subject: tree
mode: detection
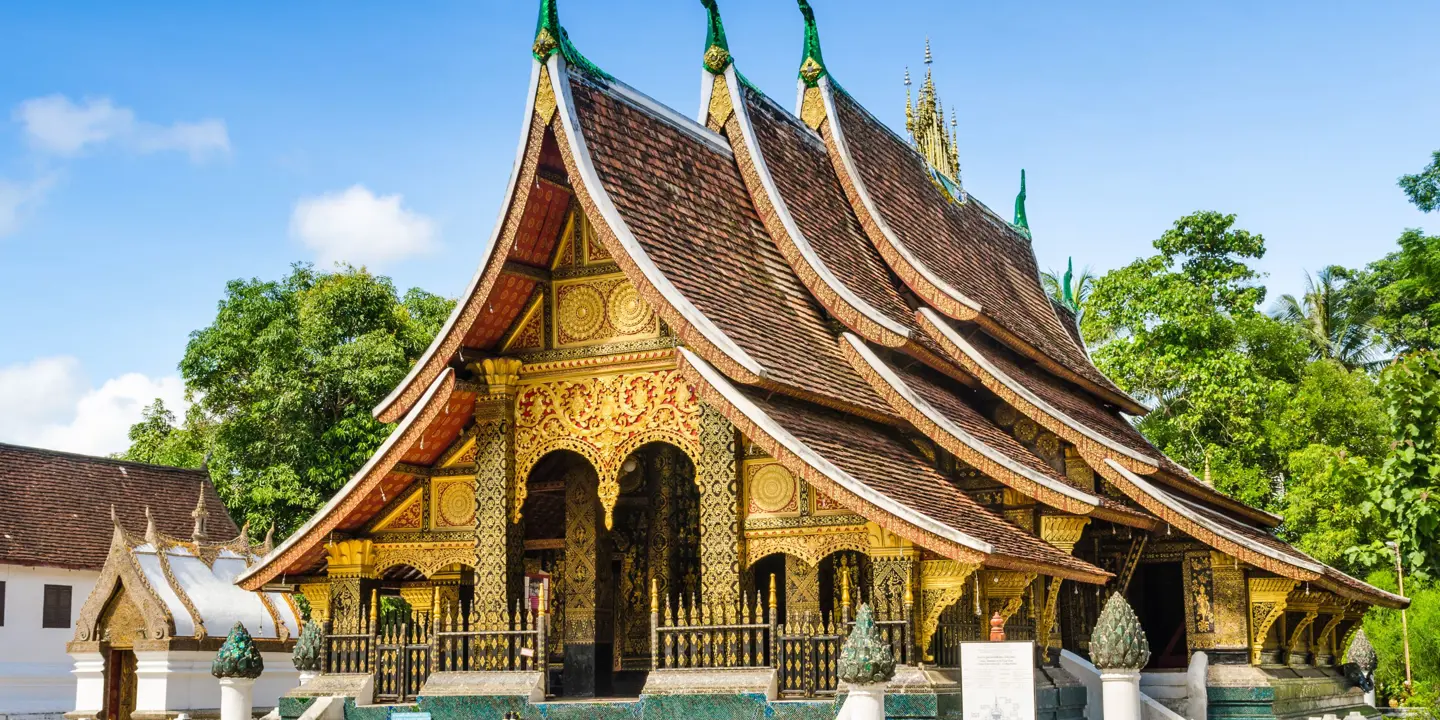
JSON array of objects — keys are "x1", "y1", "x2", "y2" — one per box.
[
  {"x1": 127, "y1": 264, "x2": 454, "y2": 535},
  {"x1": 119, "y1": 399, "x2": 210, "y2": 468},
  {"x1": 1270, "y1": 266, "x2": 1382, "y2": 370},
  {"x1": 1083, "y1": 211, "x2": 1306, "y2": 507},
  {"x1": 1353, "y1": 351, "x2": 1440, "y2": 581},
  {"x1": 1362, "y1": 229, "x2": 1440, "y2": 353},
  {"x1": 1362, "y1": 570, "x2": 1440, "y2": 708},
  {"x1": 1041, "y1": 258, "x2": 1095, "y2": 323},
  {"x1": 1400, "y1": 150, "x2": 1440, "y2": 213},
  {"x1": 1281, "y1": 445, "x2": 1376, "y2": 575}
]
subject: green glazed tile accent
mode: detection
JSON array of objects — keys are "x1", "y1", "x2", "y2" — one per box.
[
  {"x1": 767, "y1": 699, "x2": 838, "y2": 720},
  {"x1": 279, "y1": 697, "x2": 316, "y2": 720}
]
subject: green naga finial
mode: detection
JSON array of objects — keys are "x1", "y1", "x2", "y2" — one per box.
[
  {"x1": 797, "y1": 0, "x2": 827, "y2": 87},
  {"x1": 701, "y1": 0, "x2": 732, "y2": 73},
  {"x1": 1013, "y1": 169, "x2": 1029, "y2": 232},
  {"x1": 292, "y1": 621, "x2": 323, "y2": 672},
  {"x1": 211, "y1": 622, "x2": 265, "y2": 679},
  {"x1": 533, "y1": 0, "x2": 562, "y2": 62},
  {"x1": 1089, "y1": 595, "x2": 1150, "y2": 670},
  {"x1": 1061, "y1": 257, "x2": 1075, "y2": 309},
  {"x1": 530, "y1": 0, "x2": 611, "y2": 79},
  {"x1": 837, "y1": 604, "x2": 897, "y2": 685}
]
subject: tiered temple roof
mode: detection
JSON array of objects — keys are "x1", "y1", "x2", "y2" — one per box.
[{"x1": 237, "y1": 0, "x2": 1402, "y2": 609}]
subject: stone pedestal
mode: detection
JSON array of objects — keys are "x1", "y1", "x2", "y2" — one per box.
[
  {"x1": 69, "y1": 652, "x2": 107, "y2": 719},
  {"x1": 219, "y1": 677, "x2": 255, "y2": 720},
  {"x1": 1363, "y1": 687, "x2": 1376, "y2": 708},
  {"x1": 1100, "y1": 669, "x2": 1142, "y2": 720},
  {"x1": 837, "y1": 681, "x2": 886, "y2": 720}
]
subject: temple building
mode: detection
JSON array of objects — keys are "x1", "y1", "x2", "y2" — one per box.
[
  {"x1": 0, "y1": 444, "x2": 243, "y2": 720},
  {"x1": 66, "y1": 491, "x2": 301, "y2": 720},
  {"x1": 238, "y1": 2, "x2": 1404, "y2": 718}
]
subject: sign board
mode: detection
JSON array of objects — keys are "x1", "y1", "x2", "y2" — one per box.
[{"x1": 960, "y1": 641, "x2": 1036, "y2": 720}]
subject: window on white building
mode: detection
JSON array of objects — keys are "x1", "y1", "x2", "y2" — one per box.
[
  {"x1": 42, "y1": 584, "x2": 71, "y2": 629},
  {"x1": 0, "y1": 580, "x2": 6, "y2": 626}
]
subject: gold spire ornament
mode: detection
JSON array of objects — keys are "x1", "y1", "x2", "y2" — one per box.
[{"x1": 904, "y1": 39, "x2": 962, "y2": 188}]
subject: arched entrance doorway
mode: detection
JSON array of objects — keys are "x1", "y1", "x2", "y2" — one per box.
[{"x1": 519, "y1": 443, "x2": 699, "y2": 698}]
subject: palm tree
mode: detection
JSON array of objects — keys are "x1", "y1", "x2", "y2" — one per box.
[
  {"x1": 1269, "y1": 266, "x2": 1381, "y2": 370},
  {"x1": 1042, "y1": 258, "x2": 1095, "y2": 324}
]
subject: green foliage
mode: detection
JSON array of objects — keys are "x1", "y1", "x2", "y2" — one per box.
[
  {"x1": 837, "y1": 604, "x2": 896, "y2": 685},
  {"x1": 1362, "y1": 571, "x2": 1440, "y2": 709},
  {"x1": 1281, "y1": 445, "x2": 1377, "y2": 575},
  {"x1": 1400, "y1": 150, "x2": 1440, "y2": 213},
  {"x1": 125, "y1": 264, "x2": 454, "y2": 536},
  {"x1": 1089, "y1": 594, "x2": 1150, "y2": 670},
  {"x1": 118, "y1": 399, "x2": 209, "y2": 469},
  {"x1": 1269, "y1": 266, "x2": 1381, "y2": 370},
  {"x1": 212, "y1": 622, "x2": 264, "y2": 679},
  {"x1": 1354, "y1": 352, "x2": 1440, "y2": 581},
  {"x1": 1084, "y1": 211, "x2": 1309, "y2": 507},
  {"x1": 1361, "y1": 229, "x2": 1440, "y2": 353}
]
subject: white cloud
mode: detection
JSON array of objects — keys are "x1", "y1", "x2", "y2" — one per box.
[
  {"x1": 0, "y1": 172, "x2": 59, "y2": 237},
  {"x1": 0, "y1": 356, "x2": 187, "y2": 457},
  {"x1": 14, "y1": 95, "x2": 229, "y2": 161},
  {"x1": 290, "y1": 185, "x2": 437, "y2": 268}
]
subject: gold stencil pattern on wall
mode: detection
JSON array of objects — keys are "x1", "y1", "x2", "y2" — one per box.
[
  {"x1": 513, "y1": 370, "x2": 701, "y2": 527},
  {"x1": 433, "y1": 479, "x2": 478, "y2": 528},
  {"x1": 748, "y1": 462, "x2": 798, "y2": 515},
  {"x1": 553, "y1": 275, "x2": 659, "y2": 347}
]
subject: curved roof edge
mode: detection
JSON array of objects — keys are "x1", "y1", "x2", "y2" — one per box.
[
  {"x1": 841, "y1": 333, "x2": 1098, "y2": 515},
  {"x1": 817, "y1": 78, "x2": 983, "y2": 323},
  {"x1": 1098, "y1": 458, "x2": 1406, "y2": 610},
  {"x1": 680, "y1": 348, "x2": 1110, "y2": 584},
  {"x1": 547, "y1": 54, "x2": 770, "y2": 387},
  {"x1": 373, "y1": 63, "x2": 543, "y2": 424},
  {"x1": 720, "y1": 66, "x2": 912, "y2": 348},
  {"x1": 239, "y1": 367, "x2": 457, "y2": 591}
]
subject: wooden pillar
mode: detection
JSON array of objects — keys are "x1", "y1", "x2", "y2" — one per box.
[
  {"x1": 472, "y1": 358, "x2": 521, "y2": 626},
  {"x1": 1248, "y1": 577, "x2": 1297, "y2": 665},
  {"x1": 696, "y1": 404, "x2": 742, "y2": 609}
]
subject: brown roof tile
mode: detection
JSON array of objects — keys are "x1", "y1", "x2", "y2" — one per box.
[
  {"x1": 566, "y1": 74, "x2": 889, "y2": 417},
  {"x1": 738, "y1": 387, "x2": 1106, "y2": 581},
  {"x1": 829, "y1": 90, "x2": 1129, "y2": 403},
  {"x1": 0, "y1": 443, "x2": 237, "y2": 571}
]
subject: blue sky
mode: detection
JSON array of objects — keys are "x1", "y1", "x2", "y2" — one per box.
[{"x1": 1, "y1": 1, "x2": 1435, "y2": 455}]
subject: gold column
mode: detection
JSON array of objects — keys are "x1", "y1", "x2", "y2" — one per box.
[
  {"x1": 646, "y1": 447, "x2": 678, "y2": 611},
  {"x1": 786, "y1": 555, "x2": 821, "y2": 622},
  {"x1": 1185, "y1": 551, "x2": 1249, "y2": 657},
  {"x1": 563, "y1": 464, "x2": 606, "y2": 697},
  {"x1": 696, "y1": 404, "x2": 742, "y2": 609},
  {"x1": 473, "y1": 358, "x2": 522, "y2": 626},
  {"x1": 1248, "y1": 577, "x2": 1297, "y2": 665},
  {"x1": 326, "y1": 539, "x2": 378, "y2": 634},
  {"x1": 867, "y1": 522, "x2": 919, "y2": 621},
  {"x1": 299, "y1": 583, "x2": 331, "y2": 623}
]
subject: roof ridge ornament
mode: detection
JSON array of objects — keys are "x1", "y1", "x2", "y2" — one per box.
[
  {"x1": 531, "y1": 0, "x2": 612, "y2": 80},
  {"x1": 190, "y1": 480, "x2": 210, "y2": 543},
  {"x1": 701, "y1": 0, "x2": 732, "y2": 74},
  {"x1": 1013, "y1": 169, "x2": 1030, "y2": 234},
  {"x1": 797, "y1": 0, "x2": 827, "y2": 87},
  {"x1": 905, "y1": 39, "x2": 963, "y2": 191}
]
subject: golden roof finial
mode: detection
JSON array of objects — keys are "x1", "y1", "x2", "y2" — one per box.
[
  {"x1": 906, "y1": 39, "x2": 961, "y2": 187},
  {"x1": 190, "y1": 481, "x2": 210, "y2": 543}
]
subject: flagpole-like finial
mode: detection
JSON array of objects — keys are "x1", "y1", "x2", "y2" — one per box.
[
  {"x1": 925, "y1": 37, "x2": 933, "y2": 65},
  {"x1": 1062, "y1": 257, "x2": 1076, "y2": 308},
  {"x1": 797, "y1": 0, "x2": 827, "y2": 87},
  {"x1": 1013, "y1": 169, "x2": 1030, "y2": 232},
  {"x1": 700, "y1": 0, "x2": 732, "y2": 73}
]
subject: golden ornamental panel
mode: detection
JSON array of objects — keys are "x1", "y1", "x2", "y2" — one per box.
[
  {"x1": 514, "y1": 369, "x2": 702, "y2": 528},
  {"x1": 373, "y1": 542, "x2": 477, "y2": 579},
  {"x1": 371, "y1": 490, "x2": 423, "y2": 533},
  {"x1": 553, "y1": 274, "x2": 658, "y2": 348},
  {"x1": 743, "y1": 525, "x2": 870, "y2": 569},
  {"x1": 746, "y1": 461, "x2": 799, "y2": 516},
  {"x1": 432, "y1": 478, "x2": 478, "y2": 529}
]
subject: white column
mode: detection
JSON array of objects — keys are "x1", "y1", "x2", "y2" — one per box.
[
  {"x1": 1100, "y1": 669, "x2": 1143, "y2": 720},
  {"x1": 219, "y1": 677, "x2": 256, "y2": 720},
  {"x1": 70, "y1": 652, "x2": 107, "y2": 718},
  {"x1": 1364, "y1": 687, "x2": 1377, "y2": 708},
  {"x1": 298, "y1": 671, "x2": 318, "y2": 686},
  {"x1": 837, "y1": 682, "x2": 887, "y2": 720}
]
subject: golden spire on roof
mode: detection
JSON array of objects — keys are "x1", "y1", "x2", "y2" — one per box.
[
  {"x1": 191, "y1": 481, "x2": 210, "y2": 543},
  {"x1": 904, "y1": 39, "x2": 962, "y2": 186}
]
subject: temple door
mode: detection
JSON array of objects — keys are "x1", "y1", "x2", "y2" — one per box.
[{"x1": 104, "y1": 649, "x2": 137, "y2": 720}]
